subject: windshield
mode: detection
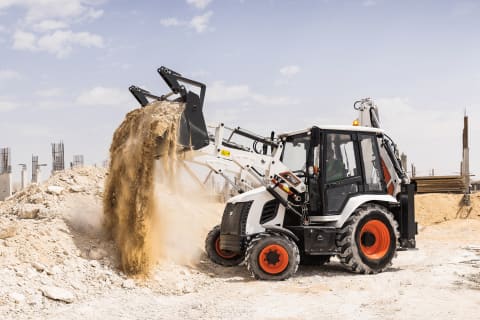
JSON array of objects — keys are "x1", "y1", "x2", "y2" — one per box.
[{"x1": 281, "y1": 135, "x2": 310, "y2": 172}]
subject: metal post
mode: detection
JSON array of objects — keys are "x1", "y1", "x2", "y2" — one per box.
[{"x1": 462, "y1": 112, "x2": 471, "y2": 205}]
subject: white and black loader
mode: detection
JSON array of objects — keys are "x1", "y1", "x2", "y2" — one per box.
[
  {"x1": 205, "y1": 98, "x2": 417, "y2": 280},
  {"x1": 128, "y1": 67, "x2": 417, "y2": 281}
]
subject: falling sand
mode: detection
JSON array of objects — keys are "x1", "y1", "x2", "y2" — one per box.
[
  {"x1": 104, "y1": 100, "x2": 222, "y2": 276},
  {"x1": 103, "y1": 100, "x2": 184, "y2": 275}
]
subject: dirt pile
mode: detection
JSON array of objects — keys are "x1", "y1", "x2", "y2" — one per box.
[
  {"x1": 415, "y1": 193, "x2": 480, "y2": 225},
  {"x1": 0, "y1": 166, "x2": 106, "y2": 219},
  {"x1": 0, "y1": 164, "x2": 220, "y2": 319},
  {"x1": 0, "y1": 167, "x2": 118, "y2": 318},
  {"x1": 103, "y1": 101, "x2": 184, "y2": 275}
]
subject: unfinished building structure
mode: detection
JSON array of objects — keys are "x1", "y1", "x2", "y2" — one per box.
[
  {"x1": 0, "y1": 147, "x2": 12, "y2": 201},
  {"x1": 32, "y1": 155, "x2": 47, "y2": 183},
  {"x1": 71, "y1": 155, "x2": 84, "y2": 168},
  {"x1": 51, "y1": 141, "x2": 65, "y2": 173}
]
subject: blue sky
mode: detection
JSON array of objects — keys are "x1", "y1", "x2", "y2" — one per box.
[{"x1": 0, "y1": 0, "x2": 479, "y2": 183}]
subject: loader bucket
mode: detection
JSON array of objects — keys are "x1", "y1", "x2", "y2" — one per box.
[{"x1": 129, "y1": 66, "x2": 210, "y2": 151}]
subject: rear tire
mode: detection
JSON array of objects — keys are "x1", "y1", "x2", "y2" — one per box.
[
  {"x1": 246, "y1": 234, "x2": 300, "y2": 281},
  {"x1": 205, "y1": 225, "x2": 244, "y2": 267},
  {"x1": 336, "y1": 204, "x2": 399, "y2": 274}
]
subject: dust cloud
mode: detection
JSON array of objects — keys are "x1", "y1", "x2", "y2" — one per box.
[{"x1": 153, "y1": 161, "x2": 222, "y2": 266}]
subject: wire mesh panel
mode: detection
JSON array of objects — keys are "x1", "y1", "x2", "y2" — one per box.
[
  {"x1": 52, "y1": 142, "x2": 65, "y2": 172},
  {"x1": 0, "y1": 148, "x2": 11, "y2": 174}
]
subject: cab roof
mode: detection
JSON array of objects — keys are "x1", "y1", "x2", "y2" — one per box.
[{"x1": 278, "y1": 125, "x2": 385, "y2": 138}]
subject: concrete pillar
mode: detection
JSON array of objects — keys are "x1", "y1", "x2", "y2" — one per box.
[
  {"x1": 19, "y1": 164, "x2": 27, "y2": 190},
  {"x1": 0, "y1": 173, "x2": 12, "y2": 201},
  {"x1": 0, "y1": 147, "x2": 12, "y2": 200},
  {"x1": 400, "y1": 153, "x2": 407, "y2": 172}
]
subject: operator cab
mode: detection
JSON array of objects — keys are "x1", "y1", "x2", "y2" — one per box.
[{"x1": 280, "y1": 125, "x2": 386, "y2": 218}]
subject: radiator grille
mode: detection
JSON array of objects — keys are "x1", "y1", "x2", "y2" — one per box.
[{"x1": 260, "y1": 199, "x2": 279, "y2": 224}]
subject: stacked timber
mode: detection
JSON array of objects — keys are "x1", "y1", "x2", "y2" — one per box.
[{"x1": 412, "y1": 175, "x2": 466, "y2": 193}]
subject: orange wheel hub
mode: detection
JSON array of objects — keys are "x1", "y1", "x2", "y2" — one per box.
[
  {"x1": 359, "y1": 220, "x2": 391, "y2": 260},
  {"x1": 258, "y1": 244, "x2": 289, "y2": 274},
  {"x1": 215, "y1": 237, "x2": 238, "y2": 259}
]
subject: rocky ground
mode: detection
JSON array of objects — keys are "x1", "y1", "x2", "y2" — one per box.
[{"x1": 0, "y1": 167, "x2": 479, "y2": 319}]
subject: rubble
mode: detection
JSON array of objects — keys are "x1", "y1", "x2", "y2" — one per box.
[
  {"x1": 47, "y1": 186, "x2": 65, "y2": 195},
  {"x1": 18, "y1": 204, "x2": 41, "y2": 219},
  {"x1": 9, "y1": 292, "x2": 26, "y2": 304},
  {"x1": 41, "y1": 286, "x2": 75, "y2": 303},
  {"x1": 31, "y1": 262, "x2": 46, "y2": 272},
  {"x1": 0, "y1": 224, "x2": 16, "y2": 239},
  {"x1": 0, "y1": 166, "x2": 219, "y2": 319},
  {"x1": 121, "y1": 279, "x2": 136, "y2": 289},
  {"x1": 0, "y1": 166, "x2": 106, "y2": 218}
]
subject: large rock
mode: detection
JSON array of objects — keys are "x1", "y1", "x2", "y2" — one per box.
[
  {"x1": 122, "y1": 279, "x2": 136, "y2": 289},
  {"x1": 31, "y1": 262, "x2": 46, "y2": 272},
  {"x1": 69, "y1": 185, "x2": 86, "y2": 193},
  {"x1": 0, "y1": 224, "x2": 16, "y2": 239},
  {"x1": 18, "y1": 204, "x2": 41, "y2": 219},
  {"x1": 47, "y1": 186, "x2": 64, "y2": 195},
  {"x1": 9, "y1": 292, "x2": 26, "y2": 303},
  {"x1": 41, "y1": 286, "x2": 74, "y2": 303},
  {"x1": 74, "y1": 176, "x2": 91, "y2": 186},
  {"x1": 28, "y1": 193, "x2": 44, "y2": 204}
]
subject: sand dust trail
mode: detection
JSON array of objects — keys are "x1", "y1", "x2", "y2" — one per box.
[{"x1": 103, "y1": 101, "x2": 184, "y2": 275}]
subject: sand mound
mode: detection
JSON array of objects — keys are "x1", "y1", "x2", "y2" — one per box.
[{"x1": 415, "y1": 193, "x2": 480, "y2": 225}]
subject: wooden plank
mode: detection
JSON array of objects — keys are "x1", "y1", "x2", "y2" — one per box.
[{"x1": 412, "y1": 175, "x2": 466, "y2": 194}]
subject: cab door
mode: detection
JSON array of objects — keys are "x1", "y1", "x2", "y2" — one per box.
[{"x1": 322, "y1": 132, "x2": 362, "y2": 215}]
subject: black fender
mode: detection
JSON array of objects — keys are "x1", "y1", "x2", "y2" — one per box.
[{"x1": 263, "y1": 226, "x2": 300, "y2": 243}]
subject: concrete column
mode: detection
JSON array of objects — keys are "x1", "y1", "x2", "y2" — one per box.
[
  {"x1": 0, "y1": 173, "x2": 12, "y2": 201},
  {"x1": 400, "y1": 153, "x2": 407, "y2": 172},
  {"x1": 19, "y1": 164, "x2": 27, "y2": 190}
]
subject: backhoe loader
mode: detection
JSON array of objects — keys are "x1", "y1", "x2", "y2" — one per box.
[{"x1": 130, "y1": 67, "x2": 417, "y2": 281}]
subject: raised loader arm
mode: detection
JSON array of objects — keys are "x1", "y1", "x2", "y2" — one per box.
[{"x1": 129, "y1": 66, "x2": 209, "y2": 150}]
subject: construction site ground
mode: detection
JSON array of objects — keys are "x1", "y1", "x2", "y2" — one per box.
[{"x1": 1, "y1": 167, "x2": 479, "y2": 320}]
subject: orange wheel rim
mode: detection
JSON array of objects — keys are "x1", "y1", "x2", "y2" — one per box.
[
  {"x1": 215, "y1": 237, "x2": 238, "y2": 259},
  {"x1": 359, "y1": 220, "x2": 391, "y2": 260},
  {"x1": 258, "y1": 244, "x2": 289, "y2": 274}
]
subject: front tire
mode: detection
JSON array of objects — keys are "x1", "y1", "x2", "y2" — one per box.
[
  {"x1": 205, "y1": 225, "x2": 244, "y2": 266},
  {"x1": 337, "y1": 204, "x2": 399, "y2": 274},
  {"x1": 246, "y1": 234, "x2": 300, "y2": 281}
]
